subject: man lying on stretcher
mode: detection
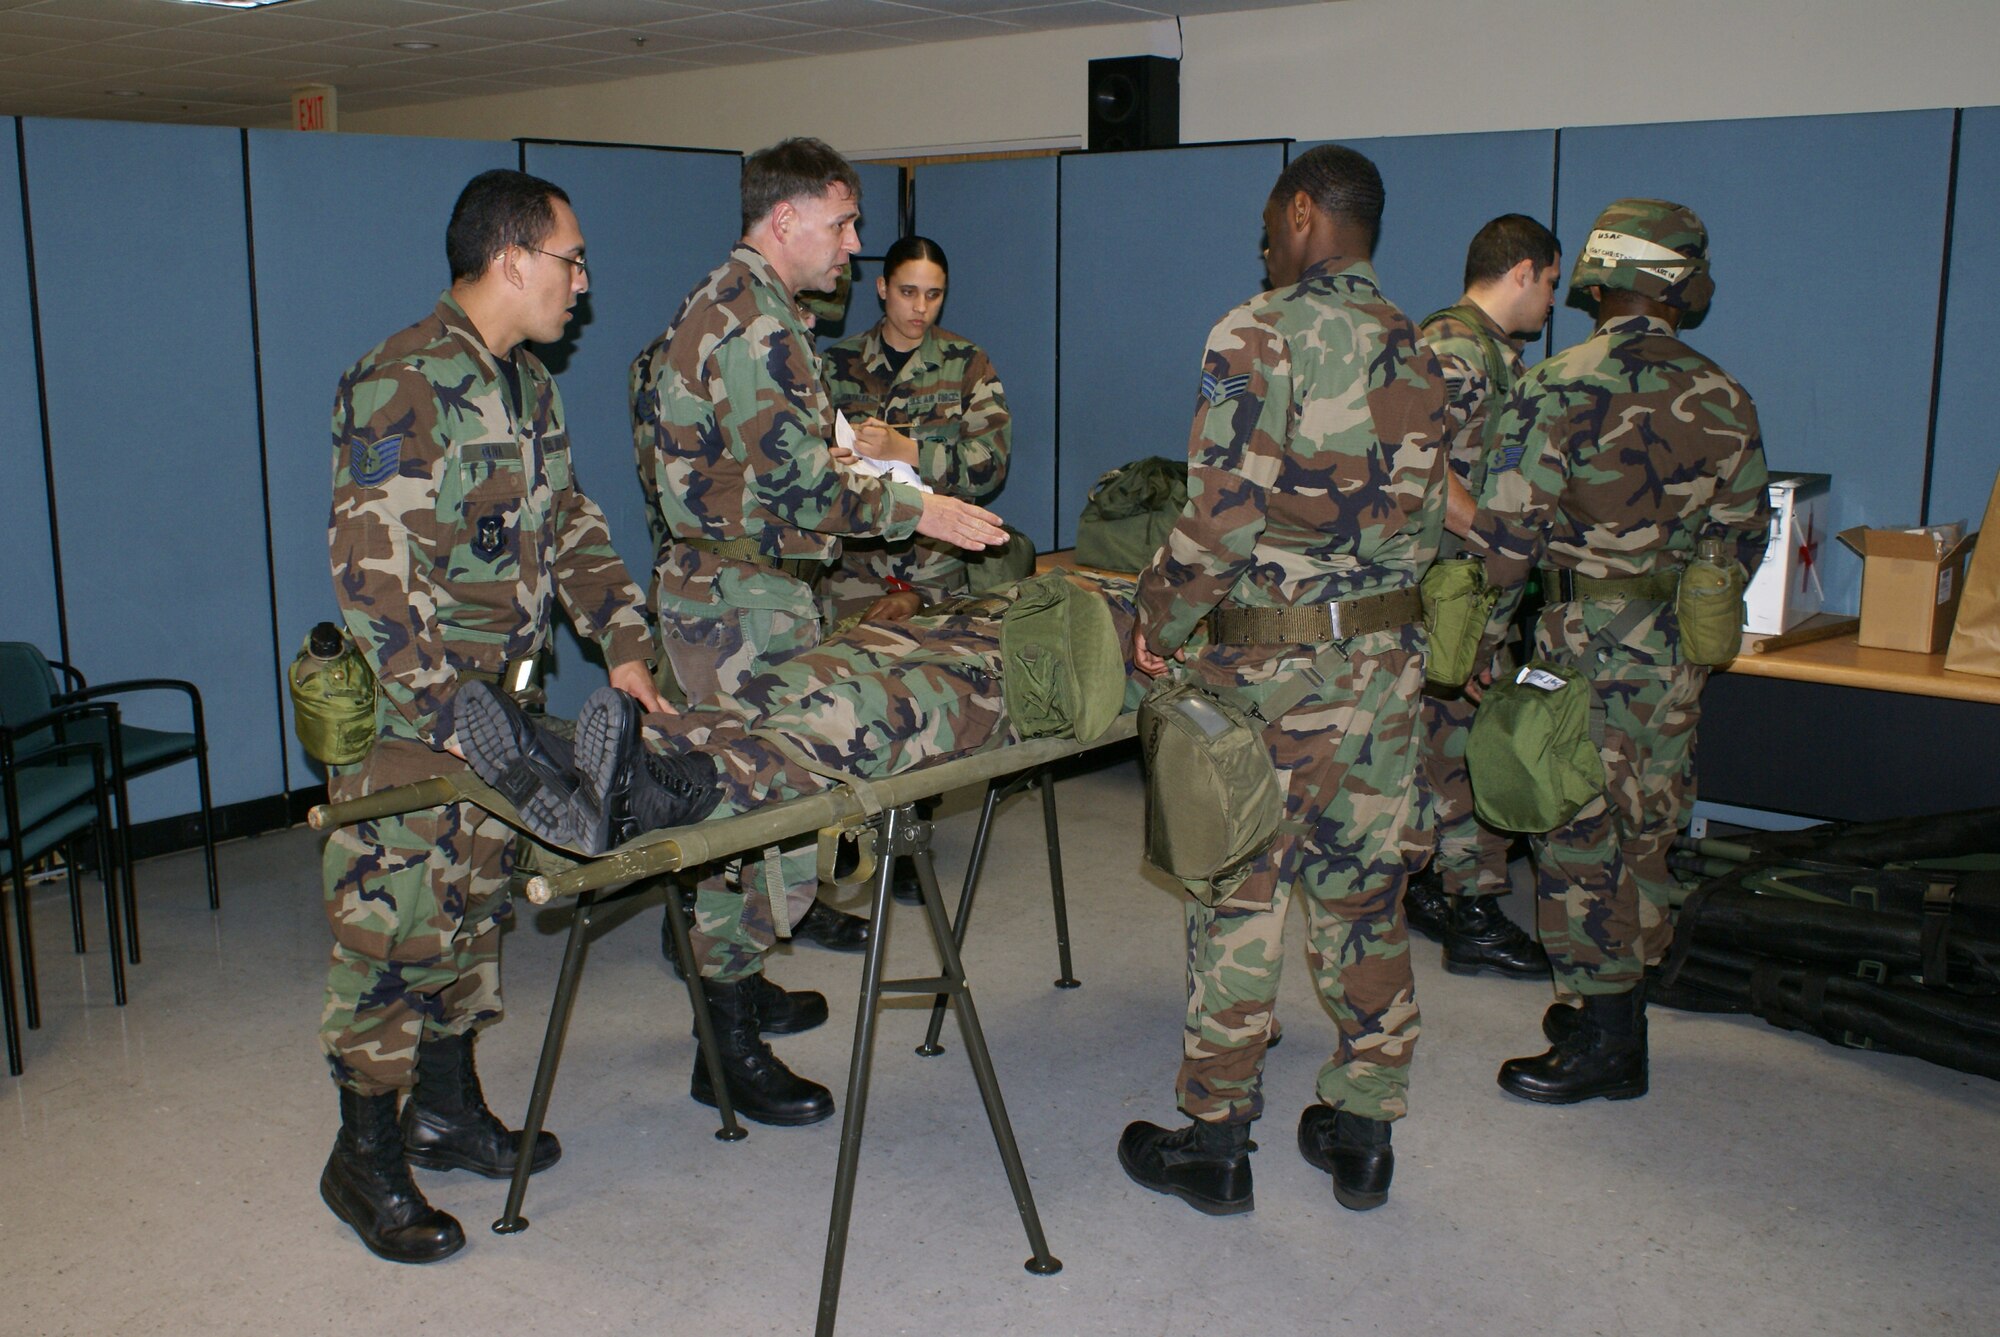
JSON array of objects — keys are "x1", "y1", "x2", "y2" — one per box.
[{"x1": 455, "y1": 571, "x2": 1142, "y2": 855}]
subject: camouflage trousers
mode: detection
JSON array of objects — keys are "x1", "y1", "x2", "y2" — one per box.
[
  {"x1": 1531, "y1": 624, "x2": 1706, "y2": 998},
  {"x1": 1418, "y1": 688, "x2": 1514, "y2": 898},
  {"x1": 656, "y1": 562, "x2": 825, "y2": 983},
  {"x1": 1176, "y1": 634, "x2": 1429, "y2": 1126},
  {"x1": 319, "y1": 753, "x2": 514, "y2": 1096}
]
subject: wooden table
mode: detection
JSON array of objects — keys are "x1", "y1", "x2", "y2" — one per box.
[{"x1": 1724, "y1": 631, "x2": 2000, "y2": 706}]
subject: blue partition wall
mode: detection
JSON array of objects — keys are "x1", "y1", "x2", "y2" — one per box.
[
  {"x1": 914, "y1": 157, "x2": 1059, "y2": 548},
  {"x1": 1056, "y1": 142, "x2": 1286, "y2": 548},
  {"x1": 1555, "y1": 111, "x2": 1956, "y2": 614},
  {"x1": 520, "y1": 141, "x2": 741, "y2": 718},
  {"x1": 1297, "y1": 130, "x2": 1559, "y2": 343},
  {"x1": 22, "y1": 118, "x2": 278, "y2": 818},
  {"x1": 1, "y1": 119, "x2": 59, "y2": 655},
  {"x1": 1930, "y1": 106, "x2": 2000, "y2": 526},
  {"x1": 248, "y1": 129, "x2": 511, "y2": 789}
]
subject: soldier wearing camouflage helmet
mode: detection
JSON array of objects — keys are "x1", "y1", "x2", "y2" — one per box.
[
  {"x1": 319, "y1": 169, "x2": 665, "y2": 1263},
  {"x1": 1120, "y1": 144, "x2": 1449, "y2": 1217},
  {"x1": 629, "y1": 137, "x2": 1007, "y2": 1129},
  {"x1": 1462, "y1": 198, "x2": 1768, "y2": 1103},
  {"x1": 1406, "y1": 214, "x2": 1562, "y2": 979}
]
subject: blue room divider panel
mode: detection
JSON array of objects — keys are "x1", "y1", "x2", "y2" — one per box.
[
  {"x1": 1057, "y1": 142, "x2": 1286, "y2": 549},
  {"x1": 1555, "y1": 111, "x2": 1956, "y2": 614},
  {"x1": 22, "y1": 118, "x2": 278, "y2": 819},
  {"x1": 1930, "y1": 106, "x2": 2000, "y2": 528},
  {"x1": 913, "y1": 156, "x2": 1059, "y2": 548},
  {"x1": 0, "y1": 119, "x2": 60, "y2": 657},
  {"x1": 248, "y1": 129, "x2": 510, "y2": 791},
  {"x1": 854, "y1": 162, "x2": 903, "y2": 255},
  {"x1": 520, "y1": 141, "x2": 742, "y2": 719},
  {"x1": 1297, "y1": 130, "x2": 1559, "y2": 347}
]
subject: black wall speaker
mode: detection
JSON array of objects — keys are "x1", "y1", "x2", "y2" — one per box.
[{"x1": 1087, "y1": 55, "x2": 1179, "y2": 152}]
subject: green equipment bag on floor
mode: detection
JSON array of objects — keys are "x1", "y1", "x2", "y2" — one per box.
[
  {"x1": 1465, "y1": 660, "x2": 1604, "y2": 832},
  {"x1": 1075, "y1": 456, "x2": 1187, "y2": 572}
]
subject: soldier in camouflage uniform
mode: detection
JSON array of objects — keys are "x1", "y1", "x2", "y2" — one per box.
[
  {"x1": 822, "y1": 234, "x2": 1012, "y2": 616},
  {"x1": 821, "y1": 234, "x2": 1012, "y2": 906},
  {"x1": 320, "y1": 170, "x2": 664, "y2": 1263},
  {"x1": 1119, "y1": 146, "x2": 1449, "y2": 1217},
  {"x1": 1466, "y1": 199, "x2": 1768, "y2": 1104},
  {"x1": 629, "y1": 137, "x2": 1005, "y2": 1126},
  {"x1": 1407, "y1": 215, "x2": 1562, "y2": 978}
]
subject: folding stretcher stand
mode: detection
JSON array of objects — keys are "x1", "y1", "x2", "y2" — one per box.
[{"x1": 310, "y1": 713, "x2": 1136, "y2": 1336}]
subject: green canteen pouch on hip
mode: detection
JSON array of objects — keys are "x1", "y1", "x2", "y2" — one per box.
[
  {"x1": 288, "y1": 624, "x2": 378, "y2": 767},
  {"x1": 1676, "y1": 537, "x2": 1747, "y2": 666},
  {"x1": 1137, "y1": 677, "x2": 1284, "y2": 900},
  {"x1": 1421, "y1": 556, "x2": 1499, "y2": 686},
  {"x1": 1466, "y1": 660, "x2": 1605, "y2": 833}
]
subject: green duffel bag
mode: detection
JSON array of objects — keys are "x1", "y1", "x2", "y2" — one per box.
[
  {"x1": 1466, "y1": 660, "x2": 1605, "y2": 833},
  {"x1": 1138, "y1": 678, "x2": 1284, "y2": 899},
  {"x1": 1075, "y1": 456, "x2": 1187, "y2": 572},
  {"x1": 1421, "y1": 556, "x2": 1499, "y2": 687}
]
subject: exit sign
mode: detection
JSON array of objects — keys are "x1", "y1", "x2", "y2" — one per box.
[{"x1": 292, "y1": 85, "x2": 337, "y2": 132}]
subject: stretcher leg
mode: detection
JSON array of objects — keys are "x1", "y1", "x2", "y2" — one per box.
[
  {"x1": 816, "y1": 803, "x2": 1061, "y2": 1337},
  {"x1": 664, "y1": 873, "x2": 745, "y2": 1143},
  {"x1": 493, "y1": 887, "x2": 598, "y2": 1236},
  {"x1": 1039, "y1": 769, "x2": 1079, "y2": 989}
]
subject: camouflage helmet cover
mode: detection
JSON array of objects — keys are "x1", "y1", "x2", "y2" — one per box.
[{"x1": 1571, "y1": 198, "x2": 1714, "y2": 316}]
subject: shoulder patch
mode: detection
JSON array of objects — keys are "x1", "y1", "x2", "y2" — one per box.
[
  {"x1": 351, "y1": 435, "x2": 402, "y2": 488},
  {"x1": 1199, "y1": 371, "x2": 1252, "y2": 406},
  {"x1": 1490, "y1": 442, "x2": 1528, "y2": 474}
]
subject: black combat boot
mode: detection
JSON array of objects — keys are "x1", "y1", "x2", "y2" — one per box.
[
  {"x1": 1117, "y1": 1117, "x2": 1254, "y2": 1216},
  {"x1": 792, "y1": 897, "x2": 872, "y2": 952},
  {"x1": 690, "y1": 976, "x2": 835, "y2": 1126},
  {"x1": 1403, "y1": 868, "x2": 1451, "y2": 943},
  {"x1": 1296, "y1": 1105, "x2": 1394, "y2": 1211},
  {"x1": 455, "y1": 682, "x2": 587, "y2": 847},
  {"x1": 320, "y1": 1088, "x2": 466, "y2": 1264},
  {"x1": 1442, "y1": 895, "x2": 1550, "y2": 978},
  {"x1": 740, "y1": 971, "x2": 828, "y2": 1035},
  {"x1": 401, "y1": 1030, "x2": 561, "y2": 1179},
  {"x1": 1542, "y1": 1000, "x2": 1583, "y2": 1044},
  {"x1": 575, "y1": 686, "x2": 722, "y2": 854},
  {"x1": 1498, "y1": 988, "x2": 1648, "y2": 1104}
]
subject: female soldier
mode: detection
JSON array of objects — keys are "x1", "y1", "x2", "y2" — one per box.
[{"x1": 822, "y1": 234, "x2": 1012, "y2": 621}]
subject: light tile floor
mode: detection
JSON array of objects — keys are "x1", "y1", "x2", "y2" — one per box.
[{"x1": 3, "y1": 758, "x2": 1995, "y2": 1335}]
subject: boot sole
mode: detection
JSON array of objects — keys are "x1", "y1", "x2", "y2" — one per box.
[
  {"x1": 1332, "y1": 1184, "x2": 1389, "y2": 1212},
  {"x1": 319, "y1": 1174, "x2": 466, "y2": 1265},
  {"x1": 1497, "y1": 1077, "x2": 1649, "y2": 1105},
  {"x1": 404, "y1": 1145, "x2": 562, "y2": 1179},
  {"x1": 691, "y1": 1082, "x2": 834, "y2": 1127},
  {"x1": 458, "y1": 688, "x2": 585, "y2": 847},
  {"x1": 1115, "y1": 1143, "x2": 1254, "y2": 1216},
  {"x1": 1443, "y1": 954, "x2": 1551, "y2": 979}
]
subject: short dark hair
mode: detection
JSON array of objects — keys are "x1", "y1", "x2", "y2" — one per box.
[
  {"x1": 883, "y1": 234, "x2": 948, "y2": 281},
  {"x1": 1463, "y1": 214, "x2": 1561, "y2": 289},
  {"x1": 1269, "y1": 144, "x2": 1385, "y2": 253},
  {"x1": 741, "y1": 137, "x2": 863, "y2": 233},
  {"x1": 445, "y1": 169, "x2": 570, "y2": 283}
]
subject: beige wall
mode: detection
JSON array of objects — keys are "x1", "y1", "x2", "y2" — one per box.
[{"x1": 344, "y1": 0, "x2": 2000, "y2": 153}]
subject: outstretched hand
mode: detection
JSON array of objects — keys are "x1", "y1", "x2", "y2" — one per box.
[
  {"x1": 610, "y1": 658, "x2": 670, "y2": 715},
  {"x1": 914, "y1": 493, "x2": 1008, "y2": 550}
]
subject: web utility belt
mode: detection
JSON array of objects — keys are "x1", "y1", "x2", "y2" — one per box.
[
  {"x1": 681, "y1": 535, "x2": 829, "y2": 585},
  {"x1": 1209, "y1": 586, "x2": 1424, "y2": 645},
  {"x1": 1538, "y1": 566, "x2": 1680, "y2": 604}
]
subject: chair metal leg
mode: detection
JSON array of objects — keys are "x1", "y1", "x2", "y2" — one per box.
[
  {"x1": 11, "y1": 858, "x2": 38, "y2": 1032},
  {"x1": 664, "y1": 877, "x2": 745, "y2": 1143},
  {"x1": 494, "y1": 888, "x2": 599, "y2": 1236},
  {"x1": 0, "y1": 869, "x2": 20, "y2": 1074},
  {"x1": 90, "y1": 815, "x2": 127, "y2": 1009},
  {"x1": 67, "y1": 845, "x2": 87, "y2": 954},
  {"x1": 107, "y1": 765, "x2": 139, "y2": 966},
  {"x1": 1038, "y1": 770, "x2": 1080, "y2": 989},
  {"x1": 194, "y1": 741, "x2": 219, "y2": 910}
]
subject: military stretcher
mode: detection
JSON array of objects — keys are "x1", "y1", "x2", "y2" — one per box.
[{"x1": 310, "y1": 713, "x2": 1138, "y2": 1336}]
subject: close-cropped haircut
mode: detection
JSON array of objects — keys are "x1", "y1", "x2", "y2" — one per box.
[
  {"x1": 741, "y1": 137, "x2": 863, "y2": 233},
  {"x1": 445, "y1": 169, "x2": 570, "y2": 283},
  {"x1": 1268, "y1": 144, "x2": 1385, "y2": 253},
  {"x1": 883, "y1": 234, "x2": 949, "y2": 280},
  {"x1": 1463, "y1": 214, "x2": 1561, "y2": 289}
]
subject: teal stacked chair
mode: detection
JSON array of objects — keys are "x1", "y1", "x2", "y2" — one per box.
[
  {"x1": 0, "y1": 671, "x2": 130, "y2": 1076},
  {"x1": 38, "y1": 647, "x2": 217, "y2": 947}
]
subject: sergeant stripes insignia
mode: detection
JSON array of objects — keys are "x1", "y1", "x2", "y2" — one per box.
[
  {"x1": 1200, "y1": 371, "x2": 1251, "y2": 405},
  {"x1": 351, "y1": 434, "x2": 401, "y2": 488},
  {"x1": 1491, "y1": 443, "x2": 1528, "y2": 474}
]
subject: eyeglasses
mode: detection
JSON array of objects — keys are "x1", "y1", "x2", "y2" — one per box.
[{"x1": 524, "y1": 245, "x2": 588, "y2": 278}]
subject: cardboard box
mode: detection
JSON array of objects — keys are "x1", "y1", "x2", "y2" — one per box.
[
  {"x1": 1836, "y1": 523, "x2": 1978, "y2": 654},
  {"x1": 1744, "y1": 472, "x2": 1829, "y2": 635}
]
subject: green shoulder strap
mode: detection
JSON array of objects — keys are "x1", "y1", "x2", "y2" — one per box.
[{"x1": 1421, "y1": 303, "x2": 1516, "y2": 398}]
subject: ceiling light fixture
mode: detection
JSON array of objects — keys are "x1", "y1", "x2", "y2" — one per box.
[
  {"x1": 162, "y1": 1, "x2": 303, "y2": 10},
  {"x1": 394, "y1": 41, "x2": 439, "y2": 51},
  {"x1": 106, "y1": 89, "x2": 144, "y2": 97}
]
